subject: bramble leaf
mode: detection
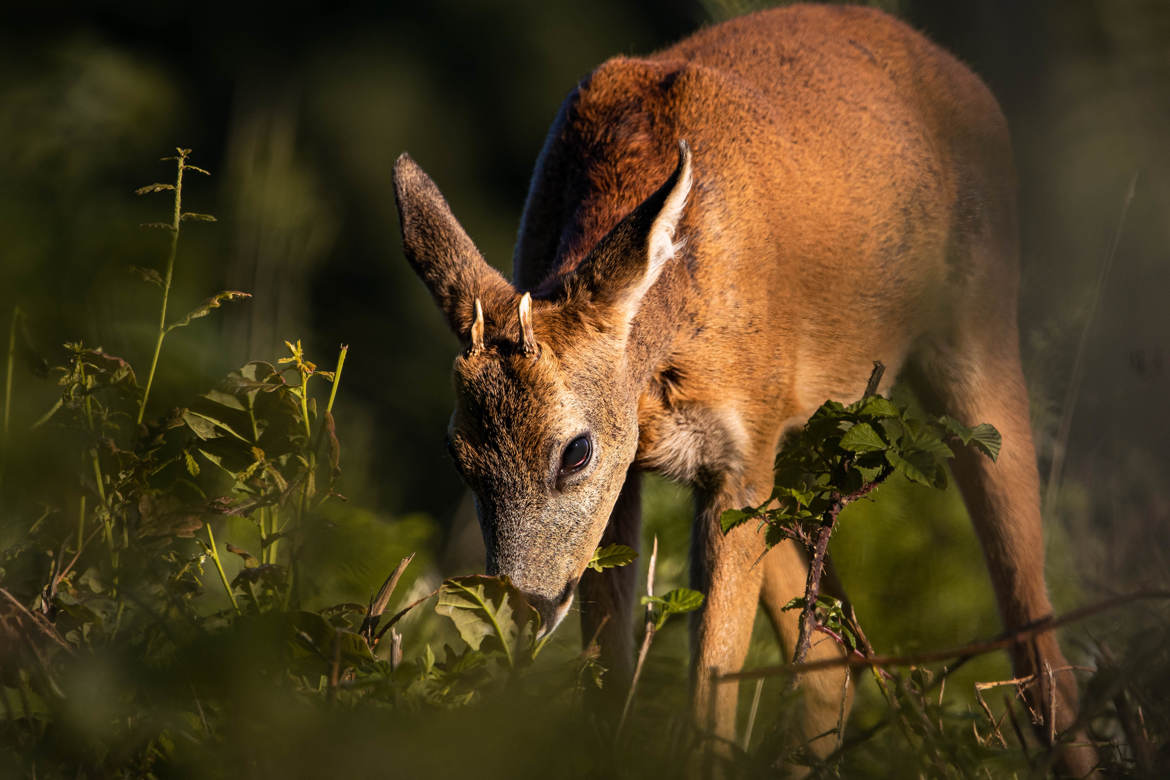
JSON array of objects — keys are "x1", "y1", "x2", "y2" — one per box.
[
  {"x1": 587, "y1": 543, "x2": 638, "y2": 572},
  {"x1": 839, "y1": 422, "x2": 886, "y2": 453}
]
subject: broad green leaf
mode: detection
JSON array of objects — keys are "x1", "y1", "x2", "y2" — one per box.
[
  {"x1": 182, "y1": 409, "x2": 250, "y2": 443},
  {"x1": 587, "y1": 543, "x2": 638, "y2": 572},
  {"x1": 968, "y1": 423, "x2": 1002, "y2": 461},
  {"x1": 435, "y1": 575, "x2": 538, "y2": 667},
  {"x1": 720, "y1": 508, "x2": 753, "y2": 534},
  {"x1": 643, "y1": 587, "x2": 705, "y2": 630},
  {"x1": 839, "y1": 422, "x2": 886, "y2": 453},
  {"x1": 290, "y1": 611, "x2": 374, "y2": 665},
  {"x1": 853, "y1": 396, "x2": 900, "y2": 419}
]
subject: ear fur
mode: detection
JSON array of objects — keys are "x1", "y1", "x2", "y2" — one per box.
[
  {"x1": 567, "y1": 140, "x2": 693, "y2": 322},
  {"x1": 393, "y1": 153, "x2": 512, "y2": 338}
]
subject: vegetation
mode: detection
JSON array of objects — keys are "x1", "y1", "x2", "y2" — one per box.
[
  {"x1": 1, "y1": 151, "x2": 1165, "y2": 779},
  {"x1": 1, "y1": 3, "x2": 1168, "y2": 777}
]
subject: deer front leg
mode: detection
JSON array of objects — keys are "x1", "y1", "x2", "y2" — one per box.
[
  {"x1": 579, "y1": 467, "x2": 642, "y2": 687},
  {"x1": 690, "y1": 481, "x2": 771, "y2": 752}
]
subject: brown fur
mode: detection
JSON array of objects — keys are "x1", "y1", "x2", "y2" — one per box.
[{"x1": 394, "y1": 4, "x2": 1096, "y2": 775}]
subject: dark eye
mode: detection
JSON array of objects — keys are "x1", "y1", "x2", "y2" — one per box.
[{"x1": 560, "y1": 435, "x2": 592, "y2": 474}]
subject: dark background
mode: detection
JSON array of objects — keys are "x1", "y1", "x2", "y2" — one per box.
[{"x1": 1, "y1": 0, "x2": 1167, "y2": 629}]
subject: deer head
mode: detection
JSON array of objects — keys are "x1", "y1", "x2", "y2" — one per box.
[{"x1": 393, "y1": 142, "x2": 692, "y2": 633}]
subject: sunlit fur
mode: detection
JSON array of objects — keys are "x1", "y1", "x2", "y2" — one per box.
[{"x1": 394, "y1": 4, "x2": 1096, "y2": 775}]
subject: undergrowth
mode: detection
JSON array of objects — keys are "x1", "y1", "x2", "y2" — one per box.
[{"x1": 0, "y1": 149, "x2": 1166, "y2": 778}]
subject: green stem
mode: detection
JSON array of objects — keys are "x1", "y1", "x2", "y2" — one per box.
[
  {"x1": 324, "y1": 345, "x2": 347, "y2": 418},
  {"x1": 0, "y1": 306, "x2": 18, "y2": 493},
  {"x1": 206, "y1": 523, "x2": 241, "y2": 615},
  {"x1": 137, "y1": 150, "x2": 187, "y2": 426},
  {"x1": 2, "y1": 307, "x2": 17, "y2": 437}
]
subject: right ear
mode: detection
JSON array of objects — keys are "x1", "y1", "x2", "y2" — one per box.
[{"x1": 393, "y1": 153, "x2": 512, "y2": 338}]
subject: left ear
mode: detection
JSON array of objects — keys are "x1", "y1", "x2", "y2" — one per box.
[{"x1": 567, "y1": 139, "x2": 693, "y2": 320}]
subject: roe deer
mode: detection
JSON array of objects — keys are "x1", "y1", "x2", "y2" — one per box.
[{"x1": 393, "y1": 4, "x2": 1096, "y2": 774}]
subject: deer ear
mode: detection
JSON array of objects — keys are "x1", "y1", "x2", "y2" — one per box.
[
  {"x1": 571, "y1": 140, "x2": 693, "y2": 317},
  {"x1": 393, "y1": 153, "x2": 512, "y2": 338}
]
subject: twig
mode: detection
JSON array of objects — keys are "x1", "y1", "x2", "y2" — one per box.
[
  {"x1": 718, "y1": 589, "x2": 1170, "y2": 682},
  {"x1": 0, "y1": 588, "x2": 73, "y2": 654},
  {"x1": 863, "y1": 360, "x2": 885, "y2": 397},
  {"x1": 742, "y1": 678, "x2": 765, "y2": 750},
  {"x1": 617, "y1": 535, "x2": 658, "y2": 740},
  {"x1": 789, "y1": 362, "x2": 888, "y2": 676}
]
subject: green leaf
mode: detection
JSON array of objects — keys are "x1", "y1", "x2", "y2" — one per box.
[
  {"x1": 643, "y1": 587, "x2": 705, "y2": 630},
  {"x1": 968, "y1": 423, "x2": 1002, "y2": 461},
  {"x1": 587, "y1": 543, "x2": 638, "y2": 572},
  {"x1": 435, "y1": 575, "x2": 539, "y2": 666},
  {"x1": 181, "y1": 212, "x2": 217, "y2": 222},
  {"x1": 182, "y1": 409, "x2": 250, "y2": 442},
  {"x1": 183, "y1": 451, "x2": 200, "y2": 476},
  {"x1": 853, "y1": 396, "x2": 900, "y2": 418},
  {"x1": 290, "y1": 611, "x2": 374, "y2": 665},
  {"x1": 720, "y1": 508, "x2": 753, "y2": 534},
  {"x1": 839, "y1": 422, "x2": 887, "y2": 453}
]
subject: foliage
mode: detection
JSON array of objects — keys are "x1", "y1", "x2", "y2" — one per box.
[
  {"x1": 721, "y1": 390, "x2": 1001, "y2": 551},
  {"x1": 0, "y1": 148, "x2": 1166, "y2": 780}
]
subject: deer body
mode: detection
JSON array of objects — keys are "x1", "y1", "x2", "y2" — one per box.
[{"x1": 394, "y1": 4, "x2": 1094, "y2": 774}]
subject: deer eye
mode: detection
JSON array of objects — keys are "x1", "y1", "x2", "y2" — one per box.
[{"x1": 560, "y1": 435, "x2": 592, "y2": 474}]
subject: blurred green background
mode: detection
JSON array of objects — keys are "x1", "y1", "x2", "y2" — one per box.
[{"x1": 1, "y1": 0, "x2": 1168, "y2": 771}]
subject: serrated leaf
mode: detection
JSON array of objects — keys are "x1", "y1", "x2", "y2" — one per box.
[
  {"x1": 720, "y1": 508, "x2": 754, "y2": 534},
  {"x1": 140, "y1": 222, "x2": 175, "y2": 231},
  {"x1": 166, "y1": 291, "x2": 251, "y2": 333},
  {"x1": 852, "y1": 395, "x2": 900, "y2": 418},
  {"x1": 183, "y1": 451, "x2": 200, "y2": 476},
  {"x1": 435, "y1": 575, "x2": 538, "y2": 666},
  {"x1": 839, "y1": 422, "x2": 887, "y2": 453},
  {"x1": 135, "y1": 182, "x2": 175, "y2": 195},
  {"x1": 186, "y1": 164, "x2": 211, "y2": 176},
  {"x1": 181, "y1": 212, "x2": 217, "y2": 222},
  {"x1": 587, "y1": 543, "x2": 638, "y2": 572}
]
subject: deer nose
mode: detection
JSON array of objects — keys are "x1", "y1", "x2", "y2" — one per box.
[{"x1": 528, "y1": 578, "x2": 578, "y2": 639}]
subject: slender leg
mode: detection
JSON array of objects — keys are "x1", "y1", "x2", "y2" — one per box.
[
  {"x1": 689, "y1": 470, "x2": 773, "y2": 752},
  {"x1": 910, "y1": 334, "x2": 1099, "y2": 777},
  {"x1": 579, "y1": 467, "x2": 642, "y2": 686}
]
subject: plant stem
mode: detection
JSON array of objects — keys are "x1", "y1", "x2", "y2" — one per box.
[
  {"x1": 324, "y1": 345, "x2": 347, "y2": 418},
  {"x1": 0, "y1": 306, "x2": 19, "y2": 493},
  {"x1": 206, "y1": 523, "x2": 241, "y2": 615},
  {"x1": 617, "y1": 535, "x2": 658, "y2": 740},
  {"x1": 137, "y1": 150, "x2": 187, "y2": 426}
]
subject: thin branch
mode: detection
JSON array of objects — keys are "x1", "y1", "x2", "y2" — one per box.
[
  {"x1": 719, "y1": 589, "x2": 1170, "y2": 683},
  {"x1": 617, "y1": 535, "x2": 658, "y2": 740}
]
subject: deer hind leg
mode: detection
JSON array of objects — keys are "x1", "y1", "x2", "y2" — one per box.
[
  {"x1": 759, "y1": 543, "x2": 852, "y2": 759},
  {"x1": 909, "y1": 330, "x2": 1099, "y2": 776},
  {"x1": 578, "y1": 467, "x2": 642, "y2": 688}
]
